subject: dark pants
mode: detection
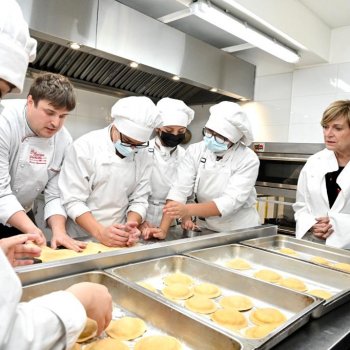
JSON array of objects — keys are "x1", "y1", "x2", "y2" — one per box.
[{"x1": 0, "y1": 210, "x2": 36, "y2": 238}]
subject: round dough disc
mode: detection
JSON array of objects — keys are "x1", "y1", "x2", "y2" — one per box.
[
  {"x1": 225, "y1": 258, "x2": 251, "y2": 270},
  {"x1": 77, "y1": 318, "x2": 98, "y2": 343},
  {"x1": 254, "y1": 269, "x2": 282, "y2": 283},
  {"x1": 162, "y1": 283, "x2": 193, "y2": 300},
  {"x1": 193, "y1": 283, "x2": 221, "y2": 298},
  {"x1": 105, "y1": 317, "x2": 146, "y2": 341},
  {"x1": 163, "y1": 273, "x2": 193, "y2": 286},
  {"x1": 211, "y1": 308, "x2": 248, "y2": 330},
  {"x1": 219, "y1": 295, "x2": 253, "y2": 311},
  {"x1": 250, "y1": 308, "x2": 286, "y2": 326},
  {"x1": 184, "y1": 295, "x2": 217, "y2": 314},
  {"x1": 279, "y1": 277, "x2": 307, "y2": 292},
  {"x1": 134, "y1": 335, "x2": 182, "y2": 350}
]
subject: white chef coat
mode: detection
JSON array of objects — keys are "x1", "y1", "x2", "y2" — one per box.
[
  {"x1": 293, "y1": 148, "x2": 350, "y2": 249},
  {"x1": 0, "y1": 249, "x2": 86, "y2": 349},
  {"x1": 167, "y1": 141, "x2": 260, "y2": 232},
  {"x1": 0, "y1": 99, "x2": 72, "y2": 224},
  {"x1": 59, "y1": 126, "x2": 152, "y2": 238},
  {"x1": 146, "y1": 137, "x2": 186, "y2": 226}
]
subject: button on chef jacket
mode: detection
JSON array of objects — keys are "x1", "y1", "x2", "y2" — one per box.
[
  {"x1": 0, "y1": 99, "x2": 72, "y2": 225},
  {"x1": 58, "y1": 125, "x2": 152, "y2": 238},
  {"x1": 167, "y1": 140, "x2": 260, "y2": 232}
]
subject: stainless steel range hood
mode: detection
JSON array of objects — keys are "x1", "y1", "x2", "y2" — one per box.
[{"x1": 18, "y1": 0, "x2": 255, "y2": 105}]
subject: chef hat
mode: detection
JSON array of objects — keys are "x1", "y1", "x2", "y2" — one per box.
[
  {"x1": 0, "y1": 0, "x2": 37, "y2": 93},
  {"x1": 112, "y1": 96, "x2": 162, "y2": 142},
  {"x1": 157, "y1": 97, "x2": 194, "y2": 127},
  {"x1": 205, "y1": 101, "x2": 254, "y2": 146}
]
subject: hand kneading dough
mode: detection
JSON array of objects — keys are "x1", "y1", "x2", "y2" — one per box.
[
  {"x1": 134, "y1": 335, "x2": 182, "y2": 350},
  {"x1": 250, "y1": 308, "x2": 286, "y2": 326},
  {"x1": 211, "y1": 308, "x2": 248, "y2": 330},
  {"x1": 77, "y1": 318, "x2": 98, "y2": 343},
  {"x1": 310, "y1": 256, "x2": 330, "y2": 266},
  {"x1": 245, "y1": 325, "x2": 277, "y2": 339},
  {"x1": 279, "y1": 277, "x2": 307, "y2": 292},
  {"x1": 163, "y1": 273, "x2": 193, "y2": 286},
  {"x1": 84, "y1": 338, "x2": 128, "y2": 350},
  {"x1": 105, "y1": 317, "x2": 146, "y2": 341},
  {"x1": 162, "y1": 283, "x2": 193, "y2": 300},
  {"x1": 193, "y1": 283, "x2": 221, "y2": 298},
  {"x1": 308, "y1": 289, "x2": 332, "y2": 300},
  {"x1": 278, "y1": 247, "x2": 297, "y2": 256},
  {"x1": 219, "y1": 295, "x2": 253, "y2": 311},
  {"x1": 185, "y1": 296, "x2": 217, "y2": 314},
  {"x1": 225, "y1": 258, "x2": 251, "y2": 270},
  {"x1": 332, "y1": 262, "x2": 350, "y2": 273},
  {"x1": 254, "y1": 269, "x2": 282, "y2": 283}
]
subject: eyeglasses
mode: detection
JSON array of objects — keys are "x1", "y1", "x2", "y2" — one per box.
[
  {"x1": 202, "y1": 127, "x2": 230, "y2": 145},
  {"x1": 120, "y1": 132, "x2": 149, "y2": 149}
]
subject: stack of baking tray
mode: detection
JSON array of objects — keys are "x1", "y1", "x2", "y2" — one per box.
[
  {"x1": 240, "y1": 235, "x2": 350, "y2": 274},
  {"x1": 185, "y1": 244, "x2": 350, "y2": 317},
  {"x1": 21, "y1": 271, "x2": 241, "y2": 350},
  {"x1": 107, "y1": 255, "x2": 321, "y2": 350}
]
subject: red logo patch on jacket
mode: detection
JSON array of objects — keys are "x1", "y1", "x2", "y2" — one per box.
[{"x1": 29, "y1": 148, "x2": 47, "y2": 164}]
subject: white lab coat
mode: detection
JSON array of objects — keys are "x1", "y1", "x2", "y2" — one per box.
[
  {"x1": 0, "y1": 249, "x2": 86, "y2": 349},
  {"x1": 293, "y1": 148, "x2": 350, "y2": 248},
  {"x1": 59, "y1": 126, "x2": 152, "y2": 238},
  {"x1": 0, "y1": 99, "x2": 72, "y2": 224},
  {"x1": 145, "y1": 137, "x2": 186, "y2": 226},
  {"x1": 167, "y1": 141, "x2": 260, "y2": 232}
]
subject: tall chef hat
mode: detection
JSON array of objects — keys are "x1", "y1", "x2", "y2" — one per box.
[
  {"x1": 112, "y1": 96, "x2": 162, "y2": 142},
  {"x1": 205, "y1": 101, "x2": 254, "y2": 146},
  {"x1": 157, "y1": 97, "x2": 194, "y2": 127},
  {"x1": 0, "y1": 0, "x2": 37, "y2": 93}
]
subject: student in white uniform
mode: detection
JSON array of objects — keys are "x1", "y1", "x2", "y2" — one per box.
[
  {"x1": 293, "y1": 100, "x2": 350, "y2": 249},
  {"x1": 59, "y1": 96, "x2": 162, "y2": 247},
  {"x1": 141, "y1": 98, "x2": 194, "y2": 238},
  {"x1": 0, "y1": 1, "x2": 112, "y2": 349},
  {"x1": 0, "y1": 71, "x2": 87, "y2": 252},
  {"x1": 151, "y1": 101, "x2": 260, "y2": 239}
]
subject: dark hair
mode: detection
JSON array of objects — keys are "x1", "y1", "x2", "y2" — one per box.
[
  {"x1": 28, "y1": 73, "x2": 76, "y2": 111},
  {"x1": 321, "y1": 100, "x2": 350, "y2": 127}
]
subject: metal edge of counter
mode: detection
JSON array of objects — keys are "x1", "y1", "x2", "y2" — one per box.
[{"x1": 16, "y1": 225, "x2": 277, "y2": 286}]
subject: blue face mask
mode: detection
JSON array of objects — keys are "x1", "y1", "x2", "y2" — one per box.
[
  {"x1": 114, "y1": 140, "x2": 136, "y2": 157},
  {"x1": 203, "y1": 136, "x2": 228, "y2": 153}
]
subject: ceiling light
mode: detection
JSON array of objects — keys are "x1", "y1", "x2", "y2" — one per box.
[
  {"x1": 190, "y1": 1, "x2": 299, "y2": 63},
  {"x1": 172, "y1": 75, "x2": 180, "y2": 81},
  {"x1": 69, "y1": 42, "x2": 81, "y2": 50},
  {"x1": 129, "y1": 61, "x2": 139, "y2": 68}
]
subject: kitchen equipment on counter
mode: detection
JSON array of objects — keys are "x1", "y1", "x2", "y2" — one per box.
[
  {"x1": 107, "y1": 255, "x2": 321, "y2": 350},
  {"x1": 185, "y1": 244, "x2": 350, "y2": 317}
]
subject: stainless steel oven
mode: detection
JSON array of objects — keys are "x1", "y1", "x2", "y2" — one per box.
[{"x1": 252, "y1": 142, "x2": 324, "y2": 234}]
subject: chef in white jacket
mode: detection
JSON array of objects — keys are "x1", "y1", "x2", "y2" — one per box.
[
  {"x1": 293, "y1": 100, "x2": 350, "y2": 249},
  {"x1": 0, "y1": 1, "x2": 112, "y2": 348},
  {"x1": 156, "y1": 101, "x2": 260, "y2": 238},
  {"x1": 141, "y1": 98, "x2": 194, "y2": 238},
  {"x1": 59, "y1": 96, "x2": 162, "y2": 247}
]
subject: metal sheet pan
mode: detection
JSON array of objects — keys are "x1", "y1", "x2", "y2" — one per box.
[
  {"x1": 107, "y1": 255, "x2": 321, "y2": 350},
  {"x1": 240, "y1": 235, "x2": 350, "y2": 274},
  {"x1": 21, "y1": 271, "x2": 240, "y2": 350},
  {"x1": 185, "y1": 244, "x2": 350, "y2": 317}
]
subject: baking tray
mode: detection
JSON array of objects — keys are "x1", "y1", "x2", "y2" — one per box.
[
  {"x1": 107, "y1": 255, "x2": 321, "y2": 350},
  {"x1": 240, "y1": 235, "x2": 350, "y2": 274},
  {"x1": 185, "y1": 244, "x2": 350, "y2": 317},
  {"x1": 21, "y1": 271, "x2": 241, "y2": 350}
]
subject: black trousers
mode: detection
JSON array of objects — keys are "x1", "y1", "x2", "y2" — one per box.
[{"x1": 0, "y1": 210, "x2": 36, "y2": 238}]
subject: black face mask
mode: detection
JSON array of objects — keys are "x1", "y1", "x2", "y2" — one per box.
[{"x1": 160, "y1": 131, "x2": 186, "y2": 147}]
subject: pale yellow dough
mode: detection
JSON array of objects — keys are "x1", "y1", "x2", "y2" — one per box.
[
  {"x1": 308, "y1": 289, "x2": 332, "y2": 300},
  {"x1": 162, "y1": 283, "x2": 193, "y2": 300},
  {"x1": 163, "y1": 273, "x2": 193, "y2": 286},
  {"x1": 193, "y1": 283, "x2": 221, "y2": 298},
  {"x1": 310, "y1": 256, "x2": 331, "y2": 266},
  {"x1": 250, "y1": 308, "x2": 286, "y2": 326},
  {"x1": 254, "y1": 269, "x2": 282, "y2": 283},
  {"x1": 244, "y1": 325, "x2": 277, "y2": 339},
  {"x1": 225, "y1": 258, "x2": 252, "y2": 270},
  {"x1": 332, "y1": 262, "x2": 350, "y2": 273},
  {"x1": 77, "y1": 318, "x2": 97, "y2": 343},
  {"x1": 105, "y1": 317, "x2": 146, "y2": 341},
  {"x1": 279, "y1": 277, "x2": 307, "y2": 292},
  {"x1": 278, "y1": 247, "x2": 297, "y2": 256},
  {"x1": 134, "y1": 335, "x2": 182, "y2": 350},
  {"x1": 184, "y1": 296, "x2": 217, "y2": 314},
  {"x1": 211, "y1": 308, "x2": 248, "y2": 330},
  {"x1": 84, "y1": 338, "x2": 128, "y2": 350},
  {"x1": 219, "y1": 295, "x2": 253, "y2": 311}
]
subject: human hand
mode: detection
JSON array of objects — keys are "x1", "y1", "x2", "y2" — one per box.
[
  {"x1": 163, "y1": 201, "x2": 189, "y2": 219},
  {"x1": 66, "y1": 282, "x2": 112, "y2": 335},
  {"x1": 27, "y1": 227, "x2": 47, "y2": 247},
  {"x1": 50, "y1": 232, "x2": 87, "y2": 252},
  {"x1": 124, "y1": 221, "x2": 141, "y2": 246},
  {"x1": 0, "y1": 233, "x2": 41, "y2": 267},
  {"x1": 141, "y1": 226, "x2": 167, "y2": 240},
  {"x1": 312, "y1": 217, "x2": 333, "y2": 239},
  {"x1": 181, "y1": 217, "x2": 198, "y2": 231}
]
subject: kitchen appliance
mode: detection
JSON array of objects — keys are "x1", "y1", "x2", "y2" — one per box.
[{"x1": 252, "y1": 142, "x2": 324, "y2": 234}]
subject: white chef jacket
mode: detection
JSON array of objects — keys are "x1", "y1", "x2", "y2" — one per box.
[
  {"x1": 293, "y1": 148, "x2": 350, "y2": 248},
  {"x1": 167, "y1": 141, "x2": 260, "y2": 232},
  {"x1": 146, "y1": 137, "x2": 186, "y2": 226},
  {"x1": 0, "y1": 249, "x2": 86, "y2": 349},
  {"x1": 59, "y1": 125, "x2": 152, "y2": 238},
  {"x1": 0, "y1": 99, "x2": 72, "y2": 225}
]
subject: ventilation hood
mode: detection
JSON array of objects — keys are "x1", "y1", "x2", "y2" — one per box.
[{"x1": 18, "y1": 0, "x2": 255, "y2": 105}]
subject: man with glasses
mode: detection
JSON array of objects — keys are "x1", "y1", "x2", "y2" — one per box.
[
  {"x1": 59, "y1": 96, "x2": 162, "y2": 247},
  {"x1": 153, "y1": 101, "x2": 260, "y2": 238}
]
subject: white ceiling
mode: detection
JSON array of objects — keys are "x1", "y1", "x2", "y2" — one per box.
[{"x1": 116, "y1": 0, "x2": 350, "y2": 69}]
